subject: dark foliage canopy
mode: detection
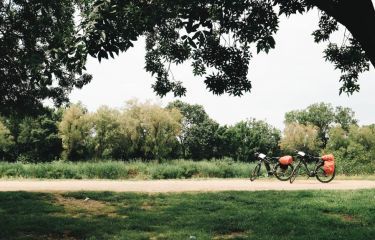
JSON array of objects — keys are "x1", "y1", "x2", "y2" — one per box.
[{"x1": 1, "y1": 0, "x2": 374, "y2": 115}]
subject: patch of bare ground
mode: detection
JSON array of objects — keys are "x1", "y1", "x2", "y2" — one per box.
[
  {"x1": 17, "y1": 231, "x2": 77, "y2": 240},
  {"x1": 213, "y1": 231, "x2": 249, "y2": 239},
  {"x1": 52, "y1": 194, "x2": 119, "y2": 218},
  {"x1": 140, "y1": 201, "x2": 158, "y2": 210},
  {"x1": 323, "y1": 211, "x2": 360, "y2": 223},
  {"x1": 149, "y1": 233, "x2": 167, "y2": 240}
]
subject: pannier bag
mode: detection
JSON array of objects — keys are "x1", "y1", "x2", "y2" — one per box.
[
  {"x1": 322, "y1": 154, "x2": 335, "y2": 175},
  {"x1": 322, "y1": 154, "x2": 334, "y2": 162},
  {"x1": 279, "y1": 155, "x2": 293, "y2": 165}
]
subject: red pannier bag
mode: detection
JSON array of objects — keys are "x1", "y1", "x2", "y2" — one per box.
[
  {"x1": 322, "y1": 154, "x2": 335, "y2": 175},
  {"x1": 322, "y1": 154, "x2": 334, "y2": 162},
  {"x1": 279, "y1": 155, "x2": 293, "y2": 165}
]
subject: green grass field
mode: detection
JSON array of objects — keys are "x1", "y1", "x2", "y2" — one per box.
[{"x1": 0, "y1": 190, "x2": 374, "y2": 240}]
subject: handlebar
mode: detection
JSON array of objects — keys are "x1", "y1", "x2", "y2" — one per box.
[{"x1": 293, "y1": 150, "x2": 321, "y2": 160}]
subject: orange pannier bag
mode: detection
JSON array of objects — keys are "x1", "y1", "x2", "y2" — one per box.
[
  {"x1": 323, "y1": 161, "x2": 335, "y2": 175},
  {"x1": 322, "y1": 154, "x2": 334, "y2": 161},
  {"x1": 279, "y1": 155, "x2": 293, "y2": 165},
  {"x1": 322, "y1": 154, "x2": 335, "y2": 175}
]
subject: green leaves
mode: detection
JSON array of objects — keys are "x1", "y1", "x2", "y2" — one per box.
[
  {"x1": 312, "y1": 13, "x2": 338, "y2": 43},
  {"x1": 284, "y1": 103, "x2": 358, "y2": 148},
  {"x1": 98, "y1": 49, "x2": 108, "y2": 62},
  {"x1": 0, "y1": 0, "x2": 91, "y2": 116},
  {"x1": 82, "y1": 0, "x2": 279, "y2": 97},
  {"x1": 324, "y1": 39, "x2": 370, "y2": 95},
  {"x1": 1, "y1": 0, "x2": 373, "y2": 115}
]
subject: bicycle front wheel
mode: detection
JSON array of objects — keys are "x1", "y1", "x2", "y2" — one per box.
[
  {"x1": 289, "y1": 164, "x2": 301, "y2": 184},
  {"x1": 316, "y1": 166, "x2": 336, "y2": 183},
  {"x1": 250, "y1": 164, "x2": 261, "y2": 181},
  {"x1": 274, "y1": 163, "x2": 294, "y2": 181}
]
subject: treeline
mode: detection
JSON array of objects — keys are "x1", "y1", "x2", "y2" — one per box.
[
  {"x1": 0, "y1": 101, "x2": 374, "y2": 173},
  {"x1": 0, "y1": 100, "x2": 280, "y2": 162}
]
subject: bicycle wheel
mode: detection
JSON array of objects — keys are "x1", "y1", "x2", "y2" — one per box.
[
  {"x1": 289, "y1": 163, "x2": 301, "y2": 184},
  {"x1": 274, "y1": 163, "x2": 294, "y2": 181},
  {"x1": 250, "y1": 164, "x2": 261, "y2": 181},
  {"x1": 316, "y1": 166, "x2": 336, "y2": 183}
]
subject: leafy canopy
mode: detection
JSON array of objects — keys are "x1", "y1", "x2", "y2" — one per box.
[
  {"x1": 80, "y1": 0, "x2": 372, "y2": 97},
  {"x1": 1, "y1": 0, "x2": 373, "y2": 115}
]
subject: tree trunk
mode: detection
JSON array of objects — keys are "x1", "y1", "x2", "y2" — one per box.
[{"x1": 310, "y1": 0, "x2": 375, "y2": 68}]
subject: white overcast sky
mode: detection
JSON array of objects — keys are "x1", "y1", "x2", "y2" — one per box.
[{"x1": 70, "y1": 8, "x2": 375, "y2": 130}]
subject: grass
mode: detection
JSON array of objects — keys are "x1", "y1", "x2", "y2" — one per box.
[
  {"x1": 0, "y1": 159, "x2": 373, "y2": 180},
  {"x1": 0, "y1": 190, "x2": 374, "y2": 239},
  {"x1": 0, "y1": 159, "x2": 256, "y2": 180}
]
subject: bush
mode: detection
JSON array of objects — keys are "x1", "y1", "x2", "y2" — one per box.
[{"x1": 325, "y1": 125, "x2": 375, "y2": 175}]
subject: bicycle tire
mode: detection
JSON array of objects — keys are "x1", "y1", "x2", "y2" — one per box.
[
  {"x1": 289, "y1": 163, "x2": 300, "y2": 184},
  {"x1": 250, "y1": 164, "x2": 261, "y2": 181},
  {"x1": 315, "y1": 166, "x2": 336, "y2": 183},
  {"x1": 274, "y1": 163, "x2": 294, "y2": 181}
]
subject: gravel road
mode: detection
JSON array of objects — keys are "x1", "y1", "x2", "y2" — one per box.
[{"x1": 0, "y1": 179, "x2": 374, "y2": 193}]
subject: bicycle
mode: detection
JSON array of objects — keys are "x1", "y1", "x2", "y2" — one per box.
[
  {"x1": 289, "y1": 151, "x2": 336, "y2": 184},
  {"x1": 250, "y1": 152, "x2": 294, "y2": 181}
]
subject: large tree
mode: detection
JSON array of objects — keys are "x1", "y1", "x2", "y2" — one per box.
[{"x1": 1, "y1": 0, "x2": 374, "y2": 113}]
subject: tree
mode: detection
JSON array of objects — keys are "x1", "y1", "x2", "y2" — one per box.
[
  {"x1": 16, "y1": 110, "x2": 62, "y2": 162},
  {"x1": 285, "y1": 103, "x2": 357, "y2": 147},
  {"x1": 326, "y1": 125, "x2": 375, "y2": 174},
  {"x1": 167, "y1": 100, "x2": 210, "y2": 158},
  {"x1": 334, "y1": 106, "x2": 358, "y2": 132},
  {"x1": 184, "y1": 118, "x2": 221, "y2": 160},
  {"x1": 2, "y1": 1, "x2": 375, "y2": 114},
  {"x1": 79, "y1": 0, "x2": 374, "y2": 97},
  {"x1": 122, "y1": 100, "x2": 182, "y2": 159},
  {"x1": 280, "y1": 123, "x2": 322, "y2": 154},
  {"x1": 58, "y1": 104, "x2": 93, "y2": 161},
  {"x1": 0, "y1": 120, "x2": 15, "y2": 160},
  {"x1": 222, "y1": 119, "x2": 281, "y2": 162},
  {"x1": 325, "y1": 126, "x2": 349, "y2": 152},
  {"x1": 0, "y1": 0, "x2": 91, "y2": 116},
  {"x1": 91, "y1": 106, "x2": 124, "y2": 159}
]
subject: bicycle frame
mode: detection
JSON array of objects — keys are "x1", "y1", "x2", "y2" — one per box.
[
  {"x1": 294, "y1": 155, "x2": 324, "y2": 177},
  {"x1": 255, "y1": 156, "x2": 277, "y2": 174}
]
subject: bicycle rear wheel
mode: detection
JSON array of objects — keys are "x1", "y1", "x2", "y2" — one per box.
[
  {"x1": 274, "y1": 163, "x2": 294, "y2": 181},
  {"x1": 289, "y1": 164, "x2": 301, "y2": 184},
  {"x1": 316, "y1": 166, "x2": 336, "y2": 183},
  {"x1": 250, "y1": 164, "x2": 261, "y2": 181}
]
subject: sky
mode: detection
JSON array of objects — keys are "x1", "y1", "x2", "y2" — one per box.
[{"x1": 69, "y1": 9, "x2": 375, "y2": 130}]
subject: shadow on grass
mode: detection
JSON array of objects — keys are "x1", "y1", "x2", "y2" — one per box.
[{"x1": 0, "y1": 190, "x2": 374, "y2": 240}]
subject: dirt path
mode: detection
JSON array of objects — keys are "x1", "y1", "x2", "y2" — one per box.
[{"x1": 0, "y1": 179, "x2": 374, "y2": 193}]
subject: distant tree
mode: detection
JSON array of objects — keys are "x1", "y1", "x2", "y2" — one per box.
[
  {"x1": 280, "y1": 123, "x2": 322, "y2": 154},
  {"x1": 285, "y1": 103, "x2": 357, "y2": 147},
  {"x1": 0, "y1": 120, "x2": 15, "y2": 160},
  {"x1": 91, "y1": 106, "x2": 123, "y2": 159},
  {"x1": 325, "y1": 126, "x2": 349, "y2": 152},
  {"x1": 123, "y1": 100, "x2": 182, "y2": 159},
  {"x1": 334, "y1": 106, "x2": 358, "y2": 132},
  {"x1": 222, "y1": 119, "x2": 281, "y2": 162},
  {"x1": 326, "y1": 125, "x2": 375, "y2": 173},
  {"x1": 184, "y1": 118, "x2": 221, "y2": 160},
  {"x1": 58, "y1": 104, "x2": 93, "y2": 161},
  {"x1": 167, "y1": 100, "x2": 210, "y2": 158},
  {"x1": 16, "y1": 110, "x2": 62, "y2": 162}
]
